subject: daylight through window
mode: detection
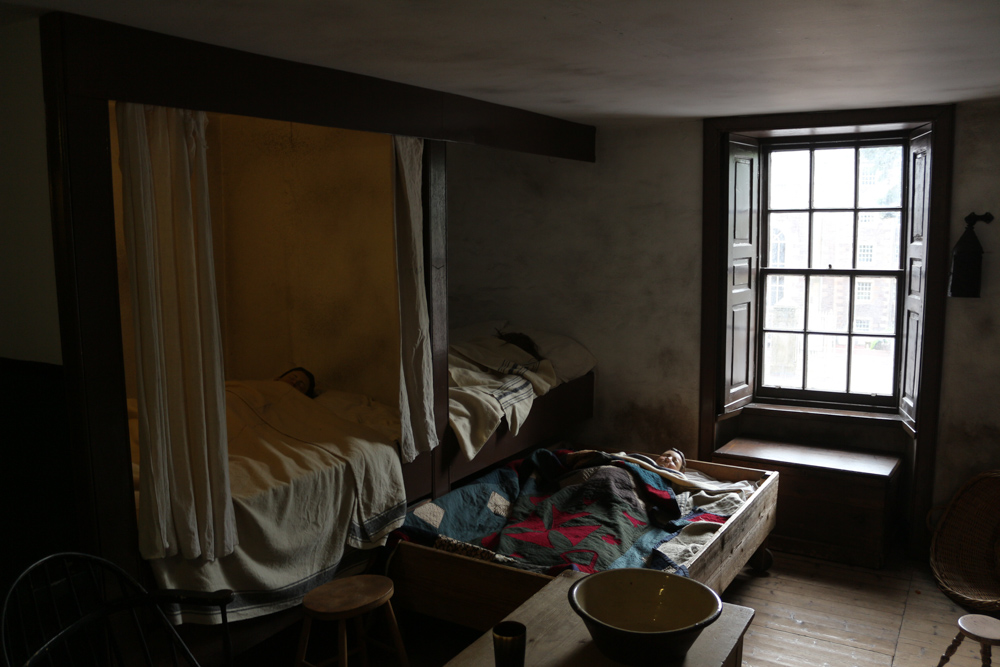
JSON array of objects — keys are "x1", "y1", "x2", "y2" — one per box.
[{"x1": 759, "y1": 142, "x2": 904, "y2": 404}]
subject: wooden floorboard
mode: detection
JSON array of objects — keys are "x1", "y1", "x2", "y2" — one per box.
[
  {"x1": 727, "y1": 592, "x2": 902, "y2": 656},
  {"x1": 722, "y1": 549, "x2": 997, "y2": 667},
  {"x1": 727, "y1": 576, "x2": 909, "y2": 620},
  {"x1": 730, "y1": 577, "x2": 905, "y2": 617},
  {"x1": 740, "y1": 625, "x2": 893, "y2": 667}
]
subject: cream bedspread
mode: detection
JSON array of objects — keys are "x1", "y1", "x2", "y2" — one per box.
[{"x1": 134, "y1": 380, "x2": 406, "y2": 624}]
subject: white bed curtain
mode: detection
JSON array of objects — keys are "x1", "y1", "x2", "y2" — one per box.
[
  {"x1": 117, "y1": 102, "x2": 237, "y2": 561},
  {"x1": 394, "y1": 136, "x2": 438, "y2": 462}
]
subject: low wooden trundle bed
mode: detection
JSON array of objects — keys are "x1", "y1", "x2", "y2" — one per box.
[{"x1": 390, "y1": 433, "x2": 778, "y2": 632}]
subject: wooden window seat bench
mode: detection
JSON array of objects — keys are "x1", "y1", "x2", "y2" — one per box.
[{"x1": 712, "y1": 438, "x2": 902, "y2": 568}]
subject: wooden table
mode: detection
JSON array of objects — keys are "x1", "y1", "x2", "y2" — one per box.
[{"x1": 445, "y1": 570, "x2": 754, "y2": 666}]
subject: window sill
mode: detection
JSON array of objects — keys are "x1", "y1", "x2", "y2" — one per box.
[
  {"x1": 743, "y1": 402, "x2": 901, "y2": 421},
  {"x1": 717, "y1": 402, "x2": 915, "y2": 448},
  {"x1": 720, "y1": 402, "x2": 906, "y2": 427}
]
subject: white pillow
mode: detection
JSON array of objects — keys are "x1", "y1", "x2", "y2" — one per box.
[
  {"x1": 450, "y1": 321, "x2": 596, "y2": 383},
  {"x1": 513, "y1": 326, "x2": 597, "y2": 383}
]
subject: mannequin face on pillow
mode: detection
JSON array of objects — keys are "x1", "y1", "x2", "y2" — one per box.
[
  {"x1": 654, "y1": 449, "x2": 685, "y2": 471},
  {"x1": 278, "y1": 368, "x2": 315, "y2": 396}
]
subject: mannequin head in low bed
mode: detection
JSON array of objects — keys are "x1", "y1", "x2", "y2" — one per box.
[
  {"x1": 654, "y1": 448, "x2": 686, "y2": 472},
  {"x1": 277, "y1": 367, "x2": 316, "y2": 397}
]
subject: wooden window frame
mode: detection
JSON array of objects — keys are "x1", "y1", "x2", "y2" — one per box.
[
  {"x1": 755, "y1": 137, "x2": 907, "y2": 411},
  {"x1": 698, "y1": 105, "x2": 954, "y2": 549}
]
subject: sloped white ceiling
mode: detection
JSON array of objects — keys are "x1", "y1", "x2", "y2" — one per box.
[{"x1": 4, "y1": 0, "x2": 1000, "y2": 122}]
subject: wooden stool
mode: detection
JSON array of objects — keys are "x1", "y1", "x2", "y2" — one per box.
[
  {"x1": 296, "y1": 575, "x2": 409, "y2": 667},
  {"x1": 937, "y1": 614, "x2": 1000, "y2": 666}
]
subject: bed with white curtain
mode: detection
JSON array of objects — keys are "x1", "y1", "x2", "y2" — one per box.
[
  {"x1": 128, "y1": 380, "x2": 407, "y2": 623},
  {"x1": 116, "y1": 102, "x2": 434, "y2": 623}
]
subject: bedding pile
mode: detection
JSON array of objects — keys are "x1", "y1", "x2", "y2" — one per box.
[
  {"x1": 448, "y1": 336, "x2": 559, "y2": 461},
  {"x1": 394, "y1": 448, "x2": 757, "y2": 576},
  {"x1": 447, "y1": 327, "x2": 597, "y2": 462},
  {"x1": 130, "y1": 380, "x2": 407, "y2": 624}
]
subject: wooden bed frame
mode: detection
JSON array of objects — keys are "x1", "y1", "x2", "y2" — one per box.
[{"x1": 388, "y1": 458, "x2": 779, "y2": 632}]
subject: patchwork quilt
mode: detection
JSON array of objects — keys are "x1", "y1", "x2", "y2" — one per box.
[{"x1": 397, "y1": 449, "x2": 749, "y2": 576}]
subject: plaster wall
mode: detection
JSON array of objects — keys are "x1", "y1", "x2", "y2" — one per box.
[
  {"x1": 934, "y1": 97, "x2": 1000, "y2": 506},
  {"x1": 448, "y1": 121, "x2": 704, "y2": 457},
  {"x1": 0, "y1": 18, "x2": 62, "y2": 364}
]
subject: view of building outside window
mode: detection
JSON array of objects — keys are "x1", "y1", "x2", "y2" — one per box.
[{"x1": 761, "y1": 144, "x2": 903, "y2": 398}]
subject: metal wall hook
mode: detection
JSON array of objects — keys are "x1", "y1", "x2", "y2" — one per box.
[{"x1": 963, "y1": 211, "x2": 994, "y2": 227}]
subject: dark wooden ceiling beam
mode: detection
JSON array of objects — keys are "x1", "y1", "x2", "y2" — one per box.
[{"x1": 45, "y1": 12, "x2": 595, "y2": 162}]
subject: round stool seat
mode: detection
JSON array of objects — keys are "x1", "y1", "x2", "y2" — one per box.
[
  {"x1": 959, "y1": 614, "x2": 1000, "y2": 646},
  {"x1": 303, "y1": 575, "x2": 395, "y2": 620},
  {"x1": 937, "y1": 614, "x2": 1000, "y2": 667}
]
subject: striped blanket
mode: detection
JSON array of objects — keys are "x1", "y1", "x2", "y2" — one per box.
[{"x1": 447, "y1": 336, "x2": 559, "y2": 461}]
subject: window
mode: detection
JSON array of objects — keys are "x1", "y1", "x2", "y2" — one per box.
[
  {"x1": 767, "y1": 274, "x2": 785, "y2": 305},
  {"x1": 856, "y1": 280, "x2": 873, "y2": 302},
  {"x1": 757, "y1": 141, "x2": 903, "y2": 405},
  {"x1": 708, "y1": 107, "x2": 951, "y2": 433},
  {"x1": 702, "y1": 106, "x2": 953, "y2": 543}
]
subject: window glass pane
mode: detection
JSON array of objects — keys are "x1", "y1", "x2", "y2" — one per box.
[
  {"x1": 812, "y1": 212, "x2": 854, "y2": 269},
  {"x1": 857, "y1": 212, "x2": 901, "y2": 269},
  {"x1": 808, "y1": 275, "x2": 850, "y2": 332},
  {"x1": 769, "y1": 151, "x2": 810, "y2": 210},
  {"x1": 764, "y1": 274, "x2": 805, "y2": 331},
  {"x1": 854, "y1": 277, "x2": 897, "y2": 334},
  {"x1": 763, "y1": 332, "x2": 803, "y2": 389},
  {"x1": 768, "y1": 213, "x2": 808, "y2": 268},
  {"x1": 858, "y1": 145, "x2": 903, "y2": 207},
  {"x1": 856, "y1": 280, "x2": 873, "y2": 302},
  {"x1": 813, "y1": 148, "x2": 855, "y2": 209},
  {"x1": 850, "y1": 337, "x2": 895, "y2": 395},
  {"x1": 806, "y1": 334, "x2": 848, "y2": 392}
]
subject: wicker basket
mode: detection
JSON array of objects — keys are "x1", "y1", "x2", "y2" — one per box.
[{"x1": 929, "y1": 470, "x2": 1000, "y2": 612}]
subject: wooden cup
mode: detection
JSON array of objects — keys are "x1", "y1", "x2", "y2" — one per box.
[{"x1": 492, "y1": 621, "x2": 526, "y2": 667}]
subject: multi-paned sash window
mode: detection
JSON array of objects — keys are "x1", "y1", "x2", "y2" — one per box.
[{"x1": 758, "y1": 141, "x2": 904, "y2": 407}]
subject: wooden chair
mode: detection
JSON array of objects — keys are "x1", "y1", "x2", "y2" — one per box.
[
  {"x1": 296, "y1": 574, "x2": 408, "y2": 667},
  {"x1": 1, "y1": 552, "x2": 233, "y2": 667}
]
